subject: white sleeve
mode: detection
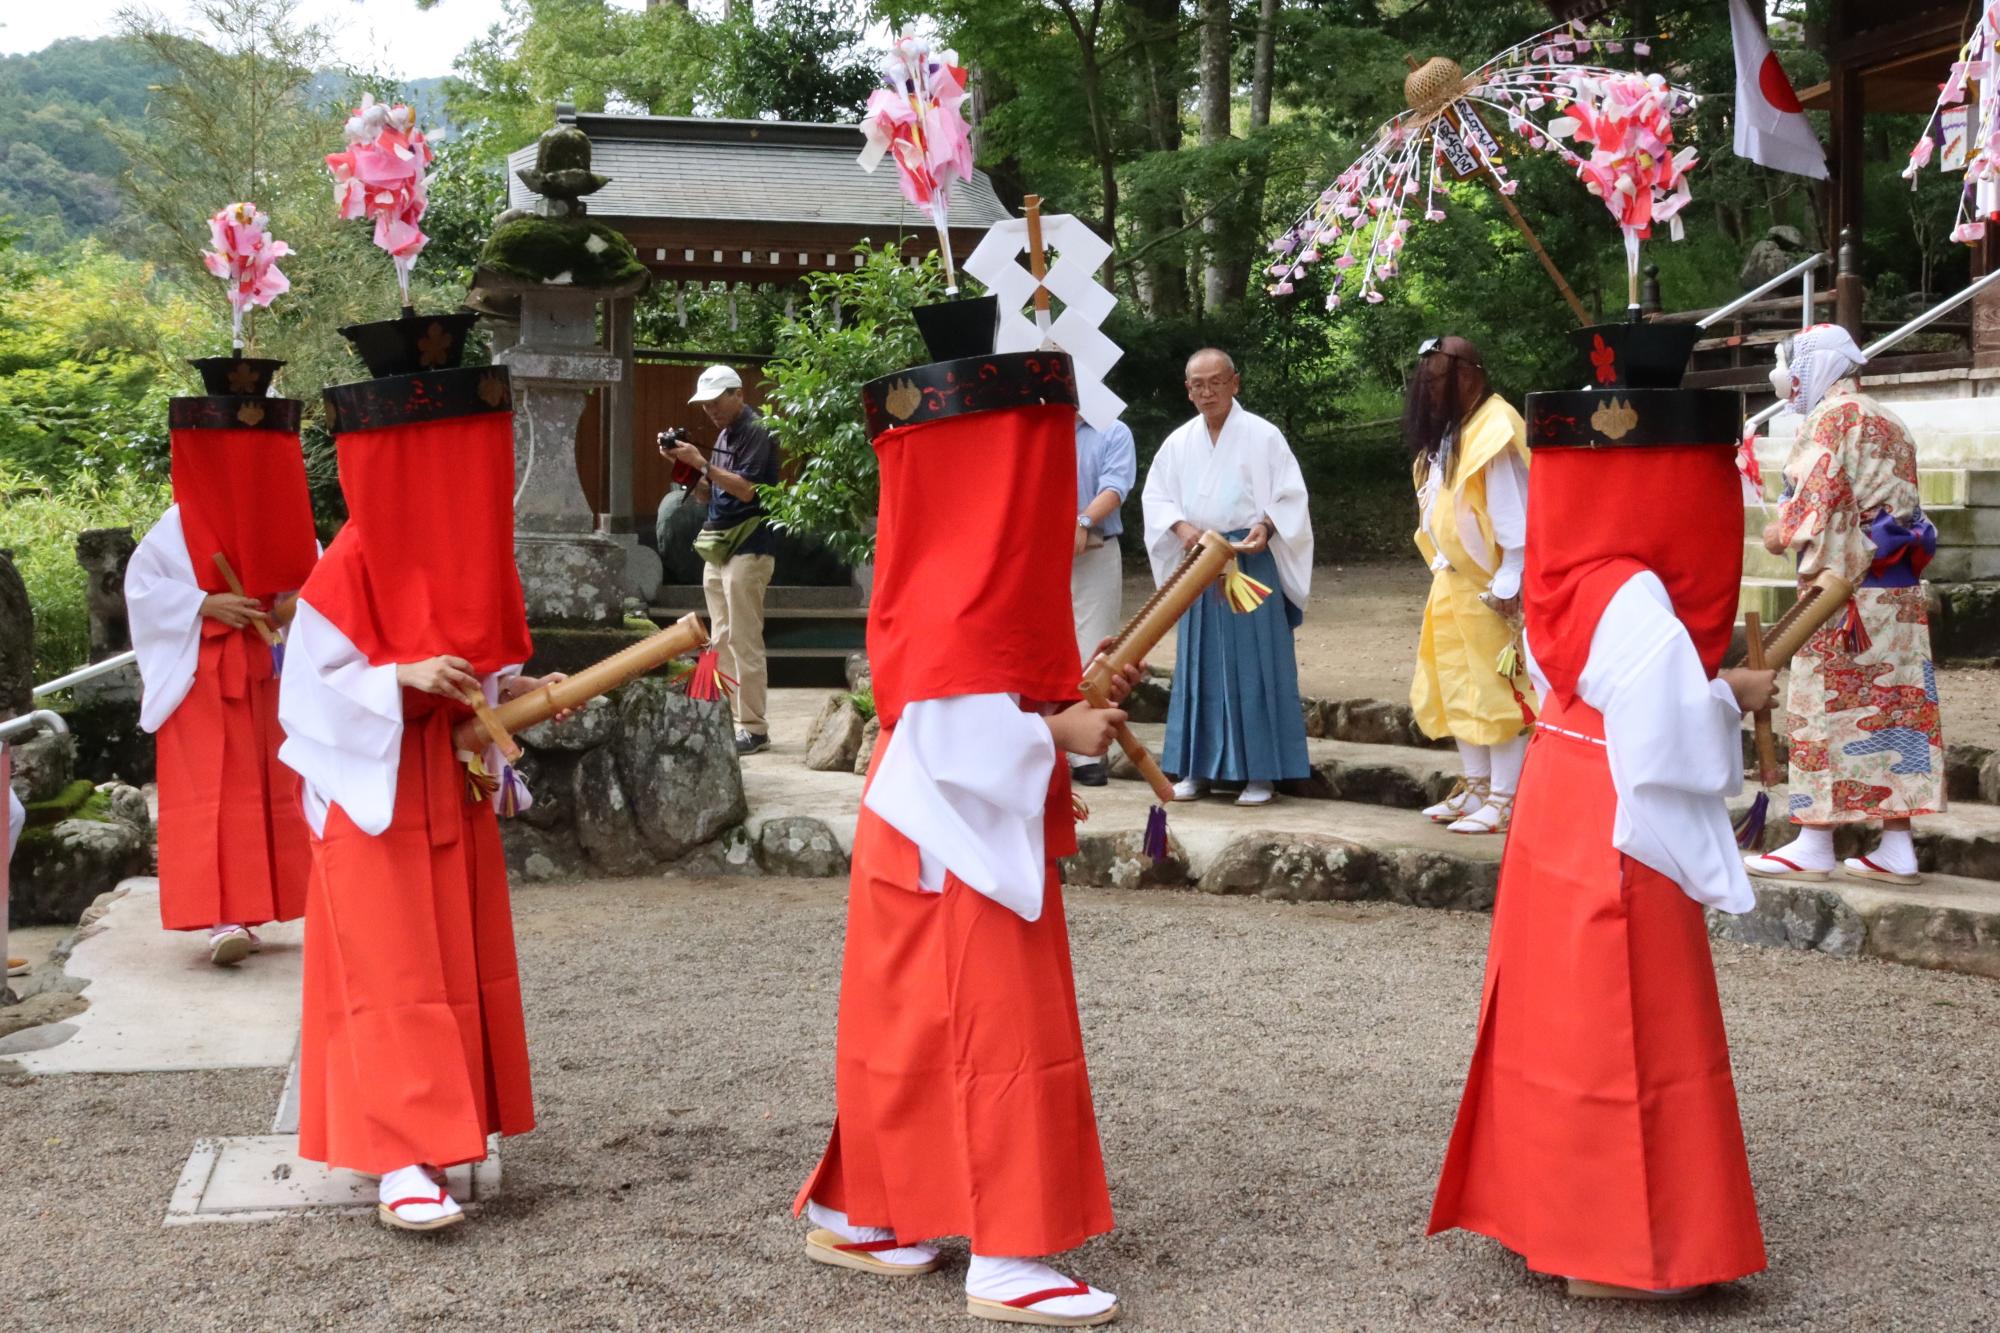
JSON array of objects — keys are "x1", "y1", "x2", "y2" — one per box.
[
  {"x1": 862, "y1": 693, "x2": 1056, "y2": 922},
  {"x1": 6, "y1": 778, "x2": 22, "y2": 860},
  {"x1": 1140, "y1": 429, "x2": 1189, "y2": 588},
  {"x1": 125, "y1": 507, "x2": 210, "y2": 733},
  {"x1": 1484, "y1": 450, "x2": 1529, "y2": 601},
  {"x1": 277, "y1": 600, "x2": 404, "y2": 836},
  {"x1": 1577, "y1": 572, "x2": 1755, "y2": 914}
]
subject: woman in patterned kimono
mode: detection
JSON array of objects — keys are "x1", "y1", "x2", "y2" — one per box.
[{"x1": 1746, "y1": 325, "x2": 1945, "y2": 885}]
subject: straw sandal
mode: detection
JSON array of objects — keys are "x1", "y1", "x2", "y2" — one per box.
[
  {"x1": 804, "y1": 1228, "x2": 942, "y2": 1276},
  {"x1": 1424, "y1": 777, "x2": 1487, "y2": 824},
  {"x1": 1565, "y1": 1278, "x2": 1704, "y2": 1301},
  {"x1": 1843, "y1": 854, "x2": 1921, "y2": 886},
  {"x1": 1447, "y1": 791, "x2": 1514, "y2": 835},
  {"x1": 966, "y1": 1281, "x2": 1120, "y2": 1326}
]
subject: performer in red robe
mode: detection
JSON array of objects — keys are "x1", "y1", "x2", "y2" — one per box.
[
  {"x1": 794, "y1": 353, "x2": 1138, "y2": 1326},
  {"x1": 279, "y1": 364, "x2": 557, "y2": 1232},
  {"x1": 1428, "y1": 390, "x2": 1774, "y2": 1298},
  {"x1": 127, "y1": 393, "x2": 318, "y2": 965}
]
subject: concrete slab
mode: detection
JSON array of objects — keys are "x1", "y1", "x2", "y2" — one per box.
[
  {"x1": 164, "y1": 1134, "x2": 501, "y2": 1226},
  {"x1": 10, "y1": 878, "x2": 304, "y2": 1075}
]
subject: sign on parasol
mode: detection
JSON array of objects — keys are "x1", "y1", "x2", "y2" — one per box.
[
  {"x1": 201, "y1": 202, "x2": 291, "y2": 353},
  {"x1": 1268, "y1": 20, "x2": 1700, "y2": 321},
  {"x1": 858, "y1": 35, "x2": 975, "y2": 294},
  {"x1": 1900, "y1": 2, "x2": 2000, "y2": 245}
]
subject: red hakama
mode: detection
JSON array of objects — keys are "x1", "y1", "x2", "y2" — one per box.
[
  {"x1": 297, "y1": 694, "x2": 534, "y2": 1174},
  {"x1": 154, "y1": 625, "x2": 309, "y2": 931},
  {"x1": 796, "y1": 735, "x2": 1113, "y2": 1257},
  {"x1": 1428, "y1": 692, "x2": 1766, "y2": 1289}
]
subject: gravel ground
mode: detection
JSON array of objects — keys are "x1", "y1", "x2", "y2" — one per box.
[{"x1": 2, "y1": 875, "x2": 1996, "y2": 1331}]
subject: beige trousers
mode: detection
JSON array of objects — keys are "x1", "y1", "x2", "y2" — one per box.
[
  {"x1": 1069, "y1": 540, "x2": 1122, "y2": 766},
  {"x1": 702, "y1": 553, "x2": 776, "y2": 735}
]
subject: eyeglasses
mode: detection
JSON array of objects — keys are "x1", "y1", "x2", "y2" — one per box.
[{"x1": 1186, "y1": 376, "x2": 1236, "y2": 392}]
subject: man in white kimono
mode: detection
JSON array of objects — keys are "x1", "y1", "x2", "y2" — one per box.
[{"x1": 1141, "y1": 348, "x2": 1313, "y2": 805}]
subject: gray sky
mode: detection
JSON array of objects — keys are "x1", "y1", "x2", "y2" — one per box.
[{"x1": 0, "y1": 0, "x2": 647, "y2": 80}]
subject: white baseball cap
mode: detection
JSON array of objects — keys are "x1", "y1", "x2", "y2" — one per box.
[{"x1": 689, "y1": 365, "x2": 743, "y2": 403}]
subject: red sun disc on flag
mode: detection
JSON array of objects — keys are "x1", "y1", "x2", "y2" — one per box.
[{"x1": 1760, "y1": 53, "x2": 1804, "y2": 114}]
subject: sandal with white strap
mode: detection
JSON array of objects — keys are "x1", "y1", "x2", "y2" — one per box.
[
  {"x1": 966, "y1": 1257, "x2": 1118, "y2": 1327},
  {"x1": 801, "y1": 1202, "x2": 941, "y2": 1275},
  {"x1": 1743, "y1": 852, "x2": 1833, "y2": 881},
  {"x1": 1446, "y1": 791, "x2": 1514, "y2": 835},
  {"x1": 1424, "y1": 777, "x2": 1487, "y2": 824},
  {"x1": 377, "y1": 1164, "x2": 464, "y2": 1232},
  {"x1": 1843, "y1": 854, "x2": 1921, "y2": 886}
]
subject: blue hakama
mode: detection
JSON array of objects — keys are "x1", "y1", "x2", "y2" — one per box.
[{"x1": 1160, "y1": 534, "x2": 1311, "y2": 783}]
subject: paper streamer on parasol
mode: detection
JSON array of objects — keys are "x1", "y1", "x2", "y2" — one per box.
[
  {"x1": 326, "y1": 94, "x2": 433, "y2": 306},
  {"x1": 963, "y1": 210, "x2": 1126, "y2": 430},
  {"x1": 1266, "y1": 19, "x2": 1696, "y2": 312},
  {"x1": 201, "y1": 202, "x2": 292, "y2": 352},
  {"x1": 858, "y1": 35, "x2": 974, "y2": 291},
  {"x1": 1901, "y1": 2, "x2": 2000, "y2": 244}
]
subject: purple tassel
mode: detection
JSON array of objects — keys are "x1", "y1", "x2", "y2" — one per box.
[
  {"x1": 1142, "y1": 804, "x2": 1168, "y2": 861},
  {"x1": 270, "y1": 641, "x2": 285, "y2": 677},
  {"x1": 1734, "y1": 790, "x2": 1769, "y2": 849}
]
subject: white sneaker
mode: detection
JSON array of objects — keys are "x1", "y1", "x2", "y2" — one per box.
[
  {"x1": 207, "y1": 925, "x2": 253, "y2": 967},
  {"x1": 1236, "y1": 780, "x2": 1275, "y2": 806},
  {"x1": 966, "y1": 1255, "x2": 1118, "y2": 1325},
  {"x1": 376, "y1": 1164, "x2": 464, "y2": 1231},
  {"x1": 1171, "y1": 776, "x2": 1208, "y2": 801}
]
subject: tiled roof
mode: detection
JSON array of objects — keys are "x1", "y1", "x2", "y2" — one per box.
[{"x1": 505, "y1": 113, "x2": 1012, "y2": 232}]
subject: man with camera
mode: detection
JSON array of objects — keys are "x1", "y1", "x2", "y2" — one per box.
[{"x1": 660, "y1": 365, "x2": 781, "y2": 756}]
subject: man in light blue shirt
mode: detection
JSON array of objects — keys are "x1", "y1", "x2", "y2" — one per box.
[{"x1": 1069, "y1": 414, "x2": 1137, "y2": 786}]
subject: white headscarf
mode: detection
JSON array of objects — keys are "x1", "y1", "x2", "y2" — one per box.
[{"x1": 1775, "y1": 324, "x2": 1867, "y2": 416}]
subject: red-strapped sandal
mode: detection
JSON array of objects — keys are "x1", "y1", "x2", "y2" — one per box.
[
  {"x1": 377, "y1": 1186, "x2": 464, "y2": 1233},
  {"x1": 966, "y1": 1281, "x2": 1120, "y2": 1327},
  {"x1": 803, "y1": 1228, "x2": 942, "y2": 1276},
  {"x1": 1743, "y1": 852, "x2": 1832, "y2": 881},
  {"x1": 1843, "y1": 854, "x2": 1921, "y2": 886}
]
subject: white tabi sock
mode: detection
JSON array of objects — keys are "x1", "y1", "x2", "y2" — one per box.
[
  {"x1": 379, "y1": 1163, "x2": 461, "y2": 1226},
  {"x1": 1488, "y1": 734, "x2": 1527, "y2": 800},
  {"x1": 1869, "y1": 828, "x2": 1918, "y2": 875},
  {"x1": 804, "y1": 1200, "x2": 939, "y2": 1266},
  {"x1": 966, "y1": 1254, "x2": 1117, "y2": 1319},
  {"x1": 1456, "y1": 740, "x2": 1492, "y2": 780},
  {"x1": 1762, "y1": 824, "x2": 1837, "y2": 870}
]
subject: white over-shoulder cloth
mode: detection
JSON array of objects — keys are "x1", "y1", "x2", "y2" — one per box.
[
  {"x1": 125, "y1": 506, "x2": 209, "y2": 734},
  {"x1": 1524, "y1": 570, "x2": 1754, "y2": 913},
  {"x1": 1141, "y1": 402, "x2": 1313, "y2": 610},
  {"x1": 277, "y1": 600, "x2": 523, "y2": 837}
]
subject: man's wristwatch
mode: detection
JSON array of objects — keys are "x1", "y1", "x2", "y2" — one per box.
[{"x1": 1077, "y1": 514, "x2": 1094, "y2": 530}]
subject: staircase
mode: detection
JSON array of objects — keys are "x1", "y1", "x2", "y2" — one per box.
[{"x1": 651, "y1": 584, "x2": 864, "y2": 687}]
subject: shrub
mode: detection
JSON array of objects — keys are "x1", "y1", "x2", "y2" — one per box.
[{"x1": 0, "y1": 465, "x2": 171, "y2": 682}]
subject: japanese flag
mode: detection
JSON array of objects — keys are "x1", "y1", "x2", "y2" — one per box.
[{"x1": 1729, "y1": 0, "x2": 1828, "y2": 179}]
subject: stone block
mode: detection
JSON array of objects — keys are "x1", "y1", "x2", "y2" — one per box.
[
  {"x1": 1932, "y1": 582, "x2": 2000, "y2": 661},
  {"x1": 755, "y1": 817, "x2": 849, "y2": 878},
  {"x1": 1915, "y1": 828, "x2": 2000, "y2": 882},
  {"x1": 9, "y1": 817, "x2": 150, "y2": 927},
  {"x1": 1062, "y1": 830, "x2": 1192, "y2": 892},
  {"x1": 844, "y1": 652, "x2": 871, "y2": 692},
  {"x1": 1945, "y1": 744, "x2": 1994, "y2": 803},
  {"x1": 609, "y1": 681, "x2": 747, "y2": 861},
  {"x1": 672, "y1": 824, "x2": 761, "y2": 876},
  {"x1": 63, "y1": 694, "x2": 154, "y2": 785},
  {"x1": 1198, "y1": 832, "x2": 1379, "y2": 903},
  {"x1": 1861, "y1": 897, "x2": 2000, "y2": 980},
  {"x1": 852, "y1": 715, "x2": 881, "y2": 776},
  {"x1": 1709, "y1": 881, "x2": 1865, "y2": 957},
  {"x1": 1334, "y1": 699, "x2": 1410, "y2": 747},
  {"x1": 516, "y1": 531, "x2": 626, "y2": 625},
  {"x1": 1300, "y1": 696, "x2": 1338, "y2": 739},
  {"x1": 1121, "y1": 675, "x2": 1170, "y2": 725},
  {"x1": 1377, "y1": 847, "x2": 1499, "y2": 912},
  {"x1": 805, "y1": 693, "x2": 866, "y2": 773},
  {"x1": 9, "y1": 733, "x2": 72, "y2": 803},
  {"x1": 570, "y1": 746, "x2": 653, "y2": 877},
  {"x1": 501, "y1": 822, "x2": 590, "y2": 883},
  {"x1": 519, "y1": 696, "x2": 618, "y2": 752},
  {"x1": 1980, "y1": 752, "x2": 2000, "y2": 805}
]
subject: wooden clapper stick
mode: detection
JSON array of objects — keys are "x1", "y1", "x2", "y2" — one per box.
[{"x1": 211, "y1": 552, "x2": 281, "y2": 648}]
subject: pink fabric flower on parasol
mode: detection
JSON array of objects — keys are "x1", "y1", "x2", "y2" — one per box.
[
  {"x1": 327, "y1": 95, "x2": 433, "y2": 305},
  {"x1": 1549, "y1": 72, "x2": 1698, "y2": 255},
  {"x1": 202, "y1": 201, "x2": 291, "y2": 350},
  {"x1": 1902, "y1": 3, "x2": 2000, "y2": 245},
  {"x1": 858, "y1": 35, "x2": 974, "y2": 290}
]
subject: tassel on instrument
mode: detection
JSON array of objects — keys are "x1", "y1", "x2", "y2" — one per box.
[
  {"x1": 1221, "y1": 561, "x2": 1272, "y2": 613},
  {"x1": 684, "y1": 648, "x2": 736, "y2": 703},
  {"x1": 461, "y1": 749, "x2": 499, "y2": 803},
  {"x1": 1142, "y1": 804, "x2": 1169, "y2": 861},
  {"x1": 1841, "y1": 601, "x2": 1871, "y2": 655},
  {"x1": 495, "y1": 762, "x2": 528, "y2": 817},
  {"x1": 1495, "y1": 638, "x2": 1519, "y2": 680},
  {"x1": 270, "y1": 641, "x2": 285, "y2": 677},
  {"x1": 1734, "y1": 789, "x2": 1770, "y2": 849}
]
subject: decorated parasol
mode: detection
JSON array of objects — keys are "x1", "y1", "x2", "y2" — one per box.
[
  {"x1": 1900, "y1": 2, "x2": 2000, "y2": 244},
  {"x1": 191, "y1": 201, "x2": 292, "y2": 397},
  {"x1": 859, "y1": 35, "x2": 975, "y2": 294},
  {"x1": 1268, "y1": 21, "x2": 1700, "y2": 324}
]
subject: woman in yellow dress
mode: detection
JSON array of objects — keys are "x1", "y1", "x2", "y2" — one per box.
[{"x1": 1405, "y1": 337, "x2": 1536, "y2": 834}]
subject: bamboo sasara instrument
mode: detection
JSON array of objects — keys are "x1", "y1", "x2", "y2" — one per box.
[
  {"x1": 1081, "y1": 530, "x2": 1243, "y2": 803},
  {"x1": 453, "y1": 613, "x2": 710, "y2": 758},
  {"x1": 1740, "y1": 570, "x2": 1856, "y2": 789}
]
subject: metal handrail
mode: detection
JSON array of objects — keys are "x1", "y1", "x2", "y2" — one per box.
[
  {"x1": 1696, "y1": 253, "x2": 1828, "y2": 330},
  {"x1": 0, "y1": 709, "x2": 70, "y2": 743},
  {"x1": 1745, "y1": 268, "x2": 2000, "y2": 432},
  {"x1": 30, "y1": 650, "x2": 136, "y2": 698}
]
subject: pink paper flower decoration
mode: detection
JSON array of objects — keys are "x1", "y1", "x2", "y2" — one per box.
[
  {"x1": 326, "y1": 95, "x2": 432, "y2": 303},
  {"x1": 202, "y1": 202, "x2": 291, "y2": 349}
]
